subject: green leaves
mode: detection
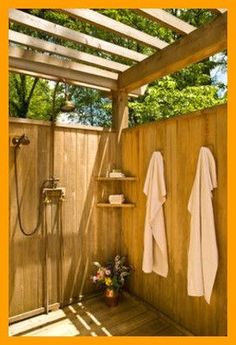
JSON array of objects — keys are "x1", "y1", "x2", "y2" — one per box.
[
  {"x1": 9, "y1": 73, "x2": 52, "y2": 119},
  {"x1": 9, "y1": 9, "x2": 227, "y2": 126},
  {"x1": 129, "y1": 75, "x2": 226, "y2": 126}
]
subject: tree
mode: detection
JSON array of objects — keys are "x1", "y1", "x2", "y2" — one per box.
[
  {"x1": 129, "y1": 76, "x2": 226, "y2": 126},
  {"x1": 9, "y1": 9, "x2": 227, "y2": 126},
  {"x1": 9, "y1": 73, "x2": 53, "y2": 119},
  {"x1": 57, "y1": 86, "x2": 112, "y2": 127},
  {"x1": 9, "y1": 74, "x2": 39, "y2": 117}
]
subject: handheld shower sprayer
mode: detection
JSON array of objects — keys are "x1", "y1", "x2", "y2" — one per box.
[{"x1": 12, "y1": 134, "x2": 30, "y2": 148}]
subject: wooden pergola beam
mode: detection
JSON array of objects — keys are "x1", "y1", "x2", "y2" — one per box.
[
  {"x1": 61, "y1": 9, "x2": 168, "y2": 50},
  {"x1": 9, "y1": 30, "x2": 129, "y2": 72},
  {"x1": 112, "y1": 91, "x2": 128, "y2": 167},
  {"x1": 9, "y1": 67, "x2": 147, "y2": 98},
  {"x1": 118, "y1": 12, "x2": 227, "y2": 92},
  {"x1": 9, "y1": 47, "x2": 118, "y2": 90},
  {"x1": 210, "y1": 9, "x2": 227, "y2": 14},
  {"x1": 9, "y1": 46, "x2": 118, "y2": 80},
  {"x1": 9, "y1": 67, "x2": 112, "y2": 92},
  {"x1": 10, "y1": 57, "x2": 118, "y2": 90},
  {"x1": 9, "y1": 47, "x2": 146, "y2": 97},
  {"x1": 136, "y1": 9, "x2": 196, "y2": 35},
  {"x1": 9, "y1": 9, "x2": 147, "y2": 62}
]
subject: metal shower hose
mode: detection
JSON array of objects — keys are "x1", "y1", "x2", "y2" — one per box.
[{"x1": 13, "y1": 145, "x2": 48, "y2": 236}]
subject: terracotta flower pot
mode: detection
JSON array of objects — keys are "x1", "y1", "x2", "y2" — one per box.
[{"x1": 104, "y1": 288, "x2": 119, "y2": 307}]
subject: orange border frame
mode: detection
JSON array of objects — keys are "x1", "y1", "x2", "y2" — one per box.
[{"x1": 0, "y1": 1, "x2": 235, "y2": 344}]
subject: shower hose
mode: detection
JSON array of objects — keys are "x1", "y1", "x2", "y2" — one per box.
[{"x1": 14, "y1": 145, "x2": 48, "y2": 236}]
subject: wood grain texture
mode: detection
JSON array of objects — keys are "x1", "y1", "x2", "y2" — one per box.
[
  {"x1": 61, "y1": 9, "x2": 169, "y2": 49},
  {"x1": 121, "y1": 104, "x2": 227, "y2": 336},
  {"x1": 9, "y1": 30, "x2": 129, "y2": 73},
  {"x1": 9, "y1": 121, "x2": 119, "y2": 317},
  {"x1": 9, "y1": 104, "x2": 227, "y2": 336},
  {"x1": 136, "y1": 9, "x2": 196, "y2": 35},
  {"x1": 9, "y1": 9, "x2": 146, "y2": 62},
  {"x1": 9, "y1": 56, "x2": 118, "y2": 92},
  {"x1": 118, "y1": 13, "x2": 227, "y2": 91},
  {"x1": 9, "y1": 46, "x2": 118, "y2": 81},
  {"x1": 9, "y1": 292, "x2": 191, "y2": 336},
  {"x1": 9, "y1": 123, "x2": 51, "y2": 316}
]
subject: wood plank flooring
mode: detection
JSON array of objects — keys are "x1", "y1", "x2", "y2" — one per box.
[{"x1": 9, "y1": 293, "x2": 193, "y2": 337}]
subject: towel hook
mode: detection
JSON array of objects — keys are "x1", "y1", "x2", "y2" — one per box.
[
  {"x1": 204, "y1": 116, "x2": 215, "y2": 151},
  {"x1": 204, "y1": 115, "x2": 209, "y2": 144},
  {"x1": 205, "y1": 144, "x2": 214, "y2": 151}
]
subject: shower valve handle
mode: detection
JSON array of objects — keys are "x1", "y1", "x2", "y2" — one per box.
[{"x1": 48, "y1": 176, "x2": 60, "y2": 188}]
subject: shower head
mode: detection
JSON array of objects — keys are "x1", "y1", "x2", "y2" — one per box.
[
  {"x1": 60, "y1": 99, "x2": 75, "y2": 112},
  {"x1": 12, "y1": 134, "x2": 30, "y2": 148}
]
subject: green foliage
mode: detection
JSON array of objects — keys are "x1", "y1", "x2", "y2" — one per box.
[
  {"x1": 57, "y1": 86, "x2": 112, "y2": 127},
  {"x1": 170, "y1": 9, "x2": 216, "y2": 27},
  {"x1": 9, "y1": 9, "x2": 227, "y2": 126},
  {"x1": 9, "y1": 73, "x2": 52, "y2": 119},
  {"x1": 129, "y1": 76, "x2": 226, "y2": 126}
]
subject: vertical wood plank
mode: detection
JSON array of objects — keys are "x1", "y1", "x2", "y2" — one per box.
[
  {"x1": 112, "y1": 90, "x2": 128, "y2": 167},
  {"x1": 9, "y1": 103, "x2": 226, "y2": 336},
  {"x1": 121, "y1": 104, "x2": 227, "y2": 336},
  {"x1": 9, "y1": 122, "x2": 119, "y2": 317},
  {"x1": 9, "y1": 123, "x2": 50, "y2": 316}
]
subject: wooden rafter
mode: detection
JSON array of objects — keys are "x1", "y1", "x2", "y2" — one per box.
[
  {"x1": 9, "y1": 30, "x2": 129, "y2": 72},
  {"x1": 8, "y1": 8, "x2": 227, "y2": 97},
  {"x1": 9, "y1": 67, "x2": 147, "y2": 97},
  {"x1": 9, "y1": 46, "x2": 118, "y2": 80},
  {"x1": 210, "y1": 9, "x2": 227, "y2": 14},
  {"x1": 10, "y1": 57, "x2": 118, "y2": 91},
  {"x1": 61, "y1": 9, "x2": 168, "y2": 49},
  {"x1": 9, "y1": 46, "x2": 118, "y2": 90},
  {"x1": 9, "y1": 9, "x2": 147, "y2": 62},
  {"x1": 136, "y1": 9, "x2": 196, "y2": 35},
  {"x1": 9, "y1": 47, "x2": 146, "y2": 97},
  {"x1": 118, "y1": 13, "x2": 227, "y2": 92},
  {"x1": 9, "y1": 67, "x2": 112, "y2": 92}
]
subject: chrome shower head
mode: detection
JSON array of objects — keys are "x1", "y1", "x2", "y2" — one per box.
[
  {"x1": 60, "y1": 99, "x2": 75, "y2": 112},
  {"x1": 12, "y1": 134, "x2": 30, "y2": 147}
]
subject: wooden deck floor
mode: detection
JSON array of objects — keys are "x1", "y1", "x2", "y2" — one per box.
[{"x1": 9, "y1": 293, "x2": 193, "y2": 337}]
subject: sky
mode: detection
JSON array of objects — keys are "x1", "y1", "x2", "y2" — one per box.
[{"x1": 210, "y1": 52, "x2": 227, "y2": 96}]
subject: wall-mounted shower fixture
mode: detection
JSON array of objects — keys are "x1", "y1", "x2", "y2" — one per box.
[
  {"x1": 45, "y1": 176, "x2": 60, "y2": 189},
  {"x1": 13, "y1": 134, "x2": 48, "y2": 237},
  {"x1": 42, "y1": 177, "x2": 65, "y2": 204},
  {"x1": 43, "y1": 187, "x2": 65, "y2": 204},
  {"x1": 60, "y1": 82, "x2": 75, "y2": 113},
  {"x1": 12, "y1": 134, "x2": 30, "y2": 148}
]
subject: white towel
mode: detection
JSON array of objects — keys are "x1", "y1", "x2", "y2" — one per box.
[
  {"x1": 187, "y1": 147, "x2": 218, "y2": 304},
  {"x1": 142, "y1": 151, "x2": 168, "y2": 277}
]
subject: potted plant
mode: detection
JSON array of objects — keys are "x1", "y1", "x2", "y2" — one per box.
[{"x1": 91, "y1": 255, "x2": 132, "y2": 307}]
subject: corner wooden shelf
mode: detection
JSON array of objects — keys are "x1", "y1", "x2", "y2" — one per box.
[
  {"x1": 97, "y1": 203, "x2": 135, "y2": 208},
  {"x1": 96, "y1": 175, "x2": 137, "y2": 208},
  {"x1": 96, "y1": 176, "x2": 137, "y2": 181}
]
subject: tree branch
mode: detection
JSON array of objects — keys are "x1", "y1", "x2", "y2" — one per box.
[{"x1": 26, "y1": 77, "x2": 39, "y2": 105}]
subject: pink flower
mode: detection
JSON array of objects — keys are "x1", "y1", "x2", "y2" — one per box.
[
  {"x1": 105, "y1": 269, "x2": 111, "y2": 276},
  {"x1": 97, "y1": 268, "x2": 105, "y2": 280},
  {"x1": 92, "y1": 276, "x2": 98, "y2": 283}
]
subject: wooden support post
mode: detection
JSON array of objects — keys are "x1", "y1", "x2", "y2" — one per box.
[{"x1": 112, "y1": 91, "x2": 128, "y2": 168}]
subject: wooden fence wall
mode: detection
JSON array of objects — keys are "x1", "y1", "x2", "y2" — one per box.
[
  {"x1": 121, "y1": 104, "x2": 227, "y2": 336},
  {"x1": 9, "y1": 119, "x2": 119, "y2": 317},
  {"x1": 9, "y1": 103, "x2": 227, "y2": 335}
]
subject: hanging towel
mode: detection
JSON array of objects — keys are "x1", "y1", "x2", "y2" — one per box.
[
  {"x1": 187, "y1": 147, "x2": 218, "y2": 304},
  {"x1": 142, "y1": 151, "x2": 168, "y2": 277}
]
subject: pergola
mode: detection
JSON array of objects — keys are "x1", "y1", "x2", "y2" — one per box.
[
  {"x1": 8, "y1": 9, "x2": 228, "y2": 334},
  {"x1": 8, "y1": 8, "x2": 227, "y2": 138}
]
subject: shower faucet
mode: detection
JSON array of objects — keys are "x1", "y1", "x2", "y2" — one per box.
[{"x1": 47, "y1": 176, "x2": 60, "y2": 189}]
